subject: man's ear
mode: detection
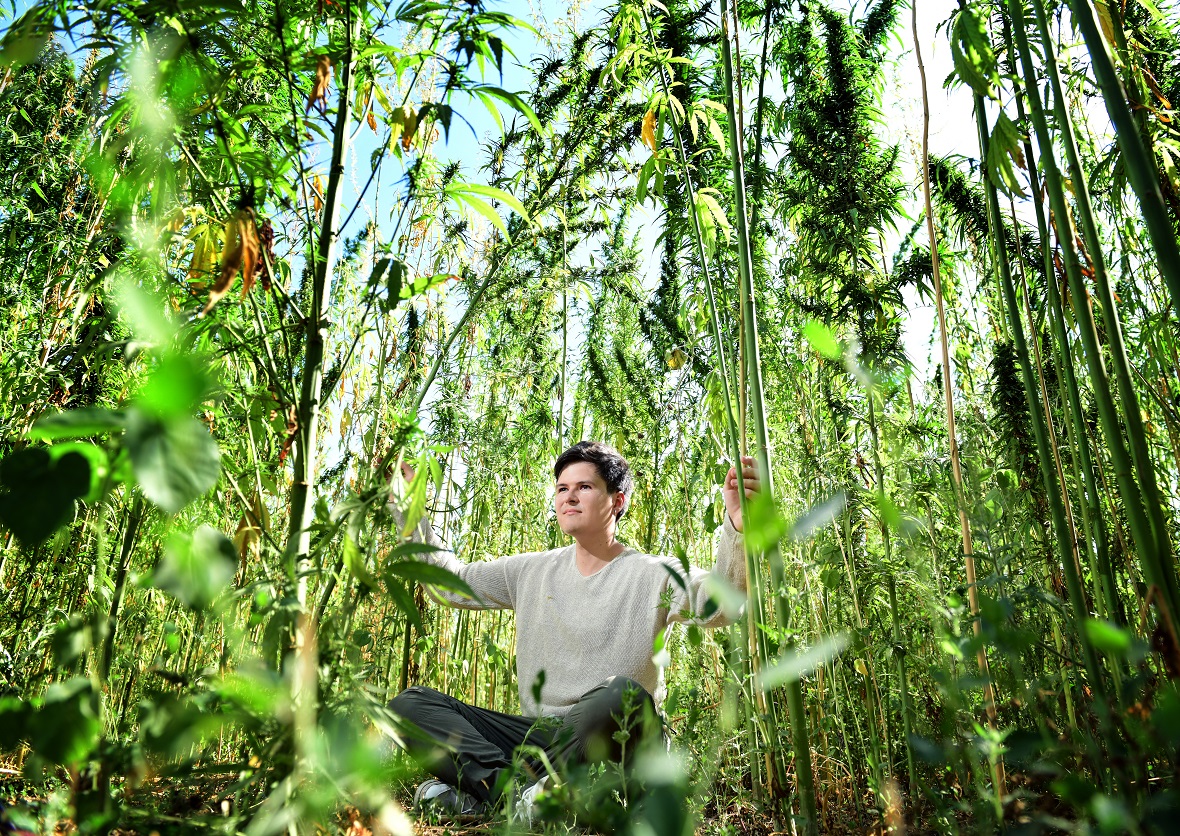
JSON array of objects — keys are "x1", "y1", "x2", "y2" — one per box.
[{"x1": 613, "y1": 492, "x2": 626, "y2": 518}]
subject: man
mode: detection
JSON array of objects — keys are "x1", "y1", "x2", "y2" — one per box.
[{"x1": 388, "y1": 441, "x2": 758, "y2": 820}]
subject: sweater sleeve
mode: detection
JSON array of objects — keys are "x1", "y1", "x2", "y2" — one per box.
[
  {"x1": 393, "y1": 511, "x2": 519, "y2": 610},
  {"x1": 666, "y1": 513, "x2": 748, "y2": 628}
]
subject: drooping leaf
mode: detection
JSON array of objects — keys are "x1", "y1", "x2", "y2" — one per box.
[
  {"x1": 385, "y1": 559, "x2": 476, "y2": 600},
  {"x1": 201, "y1": 208, "x2": 259, "y2": 316},
  {"x1": 308, "y1": 53, "x2": 332, "y2": 113},
  {"x1": 154, "y1": 525, "x2": 237, "y2": 610},
  {"x1": 124, "y1": 408, "x2": 220, "y2": 513},
  {"x1": 641, "y1": 108, "x2": 658, "y2": 151},
  {"x1": 987, "y1": 111, "x2": 1028, "y2": 197},
  {"x1": 951, "y1": 4, "x2": 999, "y2": 99}
]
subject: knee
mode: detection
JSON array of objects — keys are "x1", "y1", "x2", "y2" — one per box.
[
  {"x1": 388, "y1": 685, "x2": 443, "y2": 723},
  {"x1": 599, "y1": 677, "x2": 655, "y2": 715}
]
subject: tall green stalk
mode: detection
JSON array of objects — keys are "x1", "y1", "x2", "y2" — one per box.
[
  {"x1": 971, "y1": 77, "x2": 1108, "y2": 717},
  {"x1": 1025, "y1": 0, "x2": 1180, "y2": 622},
  {"x1": 718, "y1": 1, "x2": 818, "y2": 831},
  {"x1": 1061, "y1": 0, "x2": 1180, "y2": 316},
  {"x1": 637, "y1": 1, "x2": 781, "y2": 802},
  {"x1": 1005, "y1": 0, "x2": 1179, "y2": 628}
]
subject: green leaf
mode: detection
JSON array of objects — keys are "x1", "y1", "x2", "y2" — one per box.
[
  {"x1": 343, "y1": 510, "x2": 379, "y2": 592},
  {"x1": 30, "y1": 678, "x2": 101, "y2": 766},
  {"x1": 0, "y1": 697, "x2": 33, "y2": 750},
  {"x1": 987, "y1": 111, "x2": 1027, "y2": 197},
  {"x1": 472, "y1": 84, "x2": 543, "y2": 135},
  {"x1": 27, "y1": 407, "x2": 126, "y2": 440},
  {"x1": 742, "y1": 491, "x2": 787, "y2": 553},
  {"x1": 0, "y1": 8, "x2": 51, "y2": 69},
  {"x1": 452, "y1": 190, "x2": 507, "y2": 235},
  {"x1": 385, "y1": 259, "x2": 406, "y2": 310},
  {"x1": 0, "y1": 447, "x2": 91, "y2": 548},
  {"x1": 125, "y1": 408, "x2": 220, "y2": 513},
  {"x1": 384, "y1": 578, "x2": 424, "y2": 632},
  {"x1": 756, "y1": 633, "x2": 850, "y2": 691},
  {"x1": 385, "y1": 559, "x2": 476, "y2": 600},
  {"x1": 154, "y1": 525, "x2": 237, "y2": 610},
  {"x1": 803, "y1": 320, "x2": 842, "y2": 360},
  {"x1": 459, "y1": 183, "x2": 530, "y2": 223},
  {"x1": 1084, "y1": 618, "x2": 1132, "y2": 655},
  {"x1": 137, "y1": 354, "x2": 212, "y2": 419},
  {"x1": 951, "y1": 5, "x2": 999, "y2": 99}
]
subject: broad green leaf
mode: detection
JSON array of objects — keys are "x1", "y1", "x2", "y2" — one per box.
[
  {"x1": 125, "y1": 408, "x2": 220, "y2": 513},
  {"x1": 951, "y1": 5, "x2": 999, "y2": 99},
  {"x1": 803, "y1": 320, "x2": 841, "y2": 360},
  {"x1": 0, "y1": 447, "x2": 91, "y2": 548},
  {"x1": 27, "y1": 407, "x2": 126, "y2": 440},
  {"x1": 1084, "y1": 618, "x2": 1132, "y2": 655},
  {"x1": 30, "y1": 678, "x2": 101, "y2": 766},
  {"x1": 742, "y1": 491, "x2": 788, "y2": 553},
  {"x1": 137, "y1": 353, "x2": 211, "y2": 419},
  {"x1": 0, "y1": 8, "x2": 51, "y2": 69},
  {"x1": 154, "y1": 525, "x2": 237, "y2": 610}
]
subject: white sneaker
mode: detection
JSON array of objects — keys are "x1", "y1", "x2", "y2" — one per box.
[
  {"x1": 511, "y1": 775, "x2": 550, "y2": 826},
  {"x1": 412, "y1": 778, "x2": 486, "y2": 818}
]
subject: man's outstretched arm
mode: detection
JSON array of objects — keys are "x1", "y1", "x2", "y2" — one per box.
[
  {"x1": 667, "y1": 457, "x2": 760, "y2": 626},
  {"x1": 388, "y1": 462, "x2": 519, "y2": 610}
]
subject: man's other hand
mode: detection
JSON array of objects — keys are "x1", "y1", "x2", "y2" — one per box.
[{"x1": 723, "y1": 456, "x2": 760, "y2": 532}]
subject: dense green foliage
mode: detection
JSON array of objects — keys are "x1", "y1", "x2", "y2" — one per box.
[{"x1": 2, "y1": 0, "x2": 1180, "y2": 832}]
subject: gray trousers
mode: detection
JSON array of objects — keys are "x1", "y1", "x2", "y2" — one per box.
[{"x1": 388, "y1": 676, "x2": 660, "y2": 803}]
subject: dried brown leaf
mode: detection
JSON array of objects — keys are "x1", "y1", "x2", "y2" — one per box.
[
  {"x1": 201, "y1": 208, "x2": 259, "y2": 317},
  {"x1": 307, "y1": 54, "x2": 332, "y2": 113}
]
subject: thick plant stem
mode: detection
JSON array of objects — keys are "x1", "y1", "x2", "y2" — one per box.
[
  {"x1": 101, "y1": 493, "x2": 144, "y2": 684},
  {"x1": 286, "y1": 27, "x2": 356, "y2": 603},
  {"x1": 913, "y1": 0, "x2": 999, "y2": 733},
  {"x1": 867, "y1": 396, "x2": 916, "y2": 799},
  {"x1": 284, "y1": 12, "x2": 355, "y2": 792},
  {"x1": 1007, "y1": 82, "x2": 1121, "y2": 626},
  {"x1": 719, "y1": 1, "x2": 817, "y2": 831},
  {"x1": 1062, "y1": 0, "x2": 1180, "y2": 315}
]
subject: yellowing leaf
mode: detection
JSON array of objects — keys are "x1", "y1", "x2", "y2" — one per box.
[
  {"x1": 367, "y1": 109, "x2": 377, "y2": 133},
  {"x1": 401, "y1": 105, "x2": 418, "y2": 151},
  {"x1": 312, "y1": 174, "x2": 324, "y2": 215},
  {"x1": 308, "y1": 53, "x2": 332, "y2": 113},
  {"x1": 641, "y1": 108, "x2": 658, "y2": 152},
  {"x1": 201, "y1": 208, "x2": 259, "y2": 317},
  {"x1": 187, "y1": 225, "x2": 218, "y2": 285}
]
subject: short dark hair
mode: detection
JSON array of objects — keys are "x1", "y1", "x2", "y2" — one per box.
[{"x1": 553, "y1": 440, "x2": 633, "y2": 519}]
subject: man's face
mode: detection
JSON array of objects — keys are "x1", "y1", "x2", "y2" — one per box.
[{"x1": 554, "y1": 461, "x2": 623, "y2": 540}]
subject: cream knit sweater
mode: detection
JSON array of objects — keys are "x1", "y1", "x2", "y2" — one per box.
[{"x1": 407, "y1": 514, "x2": 747, "y2": 717}]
